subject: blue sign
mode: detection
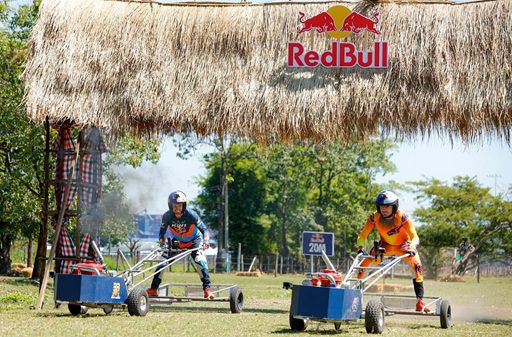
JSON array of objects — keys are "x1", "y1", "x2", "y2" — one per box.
[{"x1": 302, "y1": 231, "x2": 335, "y2": 256}]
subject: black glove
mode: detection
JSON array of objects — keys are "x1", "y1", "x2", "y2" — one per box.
[{"x1": 357, "y1": 246, "x2": 366, "y2": 255}]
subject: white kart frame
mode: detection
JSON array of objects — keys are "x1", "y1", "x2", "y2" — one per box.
[
  {"x1": 343, "y1": 251, "x2": 444, "y2": 316},
  {"x1": 114, "y1": 245, "x2": 244, "y2": 312}
]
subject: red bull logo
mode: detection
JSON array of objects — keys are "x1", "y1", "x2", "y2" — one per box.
[
  {"x1": 311, "y1": 233, "x2": 325, "y2": 243},
  {"x1": 289, "y1": 5, "x2": 388, "y2": 69}
]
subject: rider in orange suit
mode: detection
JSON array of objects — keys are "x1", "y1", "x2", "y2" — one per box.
[{"x1": 357, "y1": 190, "x2": 429, "y2": 312}]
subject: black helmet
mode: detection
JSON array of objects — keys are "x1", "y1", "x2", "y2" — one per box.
[
  {"x1": 168, "y1": 191, "x2": 188, "y2": 213},
  {"x1": 375, "y1": 190, "x2": 399, "y2": 215}
]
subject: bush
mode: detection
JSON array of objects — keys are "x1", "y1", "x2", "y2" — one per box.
[{"x1": 0, "y1": 291, "x2": 35, "y2": 305}]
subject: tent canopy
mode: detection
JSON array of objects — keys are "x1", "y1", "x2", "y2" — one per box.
[{"x1": 24, "y1": 0, "x2": 512, "y2": 143}]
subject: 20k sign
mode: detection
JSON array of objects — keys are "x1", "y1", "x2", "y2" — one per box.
[{"x1": 302, "y1": 231, "x2": 335, "y2": 256}]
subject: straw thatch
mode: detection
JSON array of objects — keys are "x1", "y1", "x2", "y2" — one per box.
[{"x1": 24, "y1": 0, "x2": 512, "y2": 143}]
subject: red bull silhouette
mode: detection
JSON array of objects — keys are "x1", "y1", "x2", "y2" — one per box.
[
  {"x1": 341, "y1": 12, "x2": 380, "y2": 35},
  {"x1": 297, "y1": 11, "x2": 337, "y2": 34}
]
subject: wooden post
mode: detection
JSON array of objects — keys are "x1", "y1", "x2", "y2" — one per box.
[
  {"x1": 35, "y1": 118, "x2": 51, "y2": 281},
  {"x1": 477, "y1": 254, "x2": 480, "y2": 283},
  {"x1": 36, "y1": 150, "x2": 79, "y2": 310},
  {"x1": 237, "y1": 243, "x2": 241, "y2": 272},
  {"x1": 75, "y1": 131, "x2": 84, "y2": 261},
  {"x1": 274, "y1": 253, "x2": 279, "y2": 277}
]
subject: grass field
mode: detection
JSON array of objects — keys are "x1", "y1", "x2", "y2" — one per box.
[{"x1": 0, "y1": 272, "x2": 511, "y2": 337}]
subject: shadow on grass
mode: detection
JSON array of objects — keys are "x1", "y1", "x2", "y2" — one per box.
[
  {"x1": 476, "y1": 319, "x2": 512, "y2": 326},
  {"x1": 35, "y1": 312, "x2": 125, "y2": 318},
  {"x1": 407, "y1": 323, "x2": 440, "y2": 330},
  {"x1": 149, "y1": 305, "x2": 288, "y2": 314},
  {"x1": 269, "y1": 318, "x2": 368, "y2": 335},
  {"x1": 272, "y1": 329, "x2": 344, "y2": 335},
  {"x1": 272, "y1": 323, "x2": 363, "y2": 335},
  {"x1": 1, "y1": 277, "x2": 39, "y2": 286}
]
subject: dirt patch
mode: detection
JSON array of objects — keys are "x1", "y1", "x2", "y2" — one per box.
[
  {"x1": 438, "y1": 274, "x2": 465, "y2": 282},
  {"x1": 236, "y1": 271, "x2": 262, "y2": 277},
  {"x1": 367, "y1": 283, "x2": 413, "y2": 292}
]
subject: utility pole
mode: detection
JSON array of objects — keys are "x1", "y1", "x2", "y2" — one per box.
[{"x1": 487, "y1": 174, "x2": 502, "y2": 196}]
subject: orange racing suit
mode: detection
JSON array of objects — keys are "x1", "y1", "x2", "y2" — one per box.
[{"x1": 356, "y1": 210, "x2": 423, "y2": 282}]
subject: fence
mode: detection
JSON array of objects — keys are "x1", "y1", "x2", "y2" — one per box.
[{"x1": 118, "y1": 250, "x2": 512, "y2": 278}]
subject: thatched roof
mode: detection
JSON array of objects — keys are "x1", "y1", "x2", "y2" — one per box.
[{"x1": 24, "y1": 0, "x2": 512, "y2": 143}]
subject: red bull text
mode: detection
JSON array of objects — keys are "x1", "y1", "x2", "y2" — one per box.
[
  {"x1": 288, "y1": 41, "x2": 388, "y2": 68},
  {"x1": 290, "y1": 5, "x2": 389, "y2": 69}
]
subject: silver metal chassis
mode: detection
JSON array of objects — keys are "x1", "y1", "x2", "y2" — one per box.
[
  {"x1": 116, "y1": 247, "x2": 238, "y2": 303},
  {"x1": 343, "y1": 252, "x2": 443, "y2": 316}
]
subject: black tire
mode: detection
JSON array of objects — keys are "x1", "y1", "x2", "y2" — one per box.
[
  {"x1": 68, "y1": 303, "x2": 88, "y2": 315},
  {"x1": 103, "y1": 305, "x2": 114, "y2": 315},
  {"x1": 365, "y1": 299, "x2": 385, "y2": 334},
  {"x1": 289, "y1": 314, "x2": 308, "y2": 331},
  {"x1": 126, "y1": 286, "x2": 150, "y2": 316},
  {"x1": 334, "y1": 322, "x2": 342, "y2": 331},
  {"x1": 440, "y1": 299, "x2": 451, "y2": 329},
  {"x1": 229, "y1": 286, "x2": 244, "y2": 313}
]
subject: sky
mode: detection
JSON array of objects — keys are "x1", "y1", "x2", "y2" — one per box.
[{"x1": 117, "y1": 136, "x2": 512, "y2": 216}]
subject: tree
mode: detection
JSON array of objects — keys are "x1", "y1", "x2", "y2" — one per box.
[
  {"x1": 195, "y1": 138, "x2": 397, "y2": 263},
  {"x1": 413, "y1": 176, "x2": 512, "y2": 278},
  {"x1": 194, "y1": 142, "x2": 267, "y2": 255},
  {"x1": 0, "y1": 0, "x2": 42, "y2": 274},
  {"x1": 0, "y1": 0, "x2": 163, "y2": 276},
  {"x1": 173, "y1": 133, "x2": 255, "y2": 255}
]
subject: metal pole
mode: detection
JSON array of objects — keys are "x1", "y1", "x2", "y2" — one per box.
[{"x1": 248, "y1": 256, "x2": 257, "y2": 272}]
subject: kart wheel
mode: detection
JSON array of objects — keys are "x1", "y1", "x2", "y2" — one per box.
[
  {"x1": 334, "y1": 322, "x2": 342, "y2": 331},
  {"x1": 229, "y1": 286, "x2": 244, "y2": 313},
  {"x1": 289, "y1": 314, "x2": 308, "y2": 331},
  {"x1": 126, "y1": 286, "x2": 149, "y2": 316},
  {"x1": 365, "y1": 299, "x2": 384, "y2": 334},
  {"x1": 68, "y1": 303, "x2": 88, "y2": 315},
  {"x1": 440, "y1": 299, "x2": 451, "y2": 329},
  {"x1": 103, "y1": 305, "x2": 114, "y2": 315}
]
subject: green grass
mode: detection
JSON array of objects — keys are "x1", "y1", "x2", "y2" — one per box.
[{"x1": 0, "y1": 273, "x2": 511, "y2": 337}]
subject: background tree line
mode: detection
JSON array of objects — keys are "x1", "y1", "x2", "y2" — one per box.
[{"x1": 194, "y1": 140, "x2": 512, "y2": 277}]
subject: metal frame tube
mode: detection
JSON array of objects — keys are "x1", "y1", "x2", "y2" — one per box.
[{"x1": 119, "y1": 247, "x2": 200, "y2": 290}]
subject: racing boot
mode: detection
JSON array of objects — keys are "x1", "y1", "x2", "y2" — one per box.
[
  {"x1": 413, "y1": 279, "x2": 430, "y2": 312},
  {"x1": 204, "y1": 287, "x2": 215, "y2": 300},
  {"x1": 416, "y1": 298, "x2": 430, "y2": 313},
  {"x1": 146, "y1": 288, "x2": 158, "y2": 297}
]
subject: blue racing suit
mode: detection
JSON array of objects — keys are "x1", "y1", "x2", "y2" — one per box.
[{"x1": 150, "y1": 208, "x2": 211, "y2": 290}]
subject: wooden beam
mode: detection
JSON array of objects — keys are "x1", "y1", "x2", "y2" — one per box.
[{"x1": 36, "y1": 146, "x2": 79, "y2": 310}]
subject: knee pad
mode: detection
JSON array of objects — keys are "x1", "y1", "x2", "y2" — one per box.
[{"x1": 194, "y1": 252, "x2": 208, "y2": 270}]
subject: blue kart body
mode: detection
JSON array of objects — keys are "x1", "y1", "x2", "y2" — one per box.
[
  {"x1": 290, "y1": 285, "x2": 362, "y2": 321},
  {"x1": 55, "y1": 274, "x2": 129, "y2": 304}
]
